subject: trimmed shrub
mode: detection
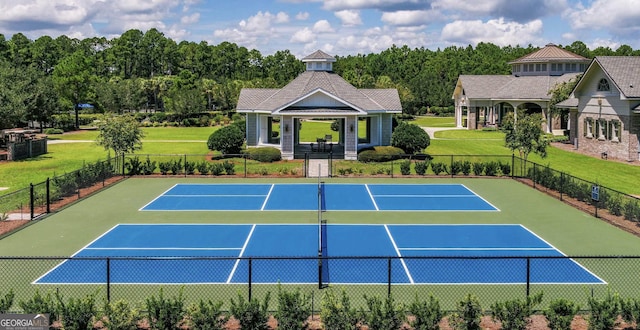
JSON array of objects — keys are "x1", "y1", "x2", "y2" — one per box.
[
  {"x1": 143, "y1": 156, "x2": 157, "y2": 175},
  {"x1": 44, "y1": 128, "x2": 64, "y2": 134},
  {"x1": 275, "y1": 285, "x2": 312, "y2": 330},
  {"x1": 450, "y1": 294, "x2": 482, "y2": 330},
  {"x1": 472, "y1": 162, "x2": 485, "y2": 176},
  {"x1": 359, "y1": 294, "x2": 404, "y2": 330},
  {"x1": 56, "y1": 290, "x2": 98, "y2": 330},
  {"x1": 490, "y1": 292, "x2": 542, "y2": 330},
  {"x1": 19, "y1": 290, "x2": 59, "y2": 322},
  {"x1": 400, "y1": 160, "x2": 411, "y2": 175},
  {"x1": 499, "y1": 162, "x2": 511, "y2": 176},
  {"x1": 358, "y1": 146, "x2": 404, "y2": 162},
  {"x1": 321, "y1": 289, "x2": 359, "y2": 330},
  {"x1": 195, "y1": 161, "x2": 210, "y2": 175},
  {"x1": 145, "y1": 288, "x2": 186, "y2": 330},
  {"x1": 484, "y1": 161, "x2": 499, "y2": 176},
  {"x1": 587, "y1": 291, "x2": 621, "y2": 330},
  {"x1": 229, "y1": 292, "x2": 270, "y2": 330},
  {"x1": 408, "y1": 294, "x2": 443, "y2": 330},
  {"x1": 211, "y1": 163, "x2": 225, "y2": 176},
  {"x1": 187, "y1": 299, "x2": 227, "y2": 330},
  {"x1": 544, "y1": 298, "x2": 580, "y2": 330},
  {"x1": 461, "y1": 160, "x2": 472, "y2": 176},
  {"x1": 391, "y1": 122, "x2": 430, "y2": 154},
  {"x1": 431, "y1": 162, "x2": 448, "y2": 176},
  {"x1": 207, "y1": 125, "x2": 245, "y2": 154},
  {"x1": 0, "y1": 290, "x2": 14, "y2": 313},
  {"x1": 414, "y1": 161, "x2": 428, "y2": 175},
  {"x1": 103, "y1": 300, "x2": 141, "y2": 330},
  {"x1": 246, "y1": 147, "x2": 282, "y2": 162}
]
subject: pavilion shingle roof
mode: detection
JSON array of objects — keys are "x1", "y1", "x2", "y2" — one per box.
[
  {"x1": 237, "y1": 71, "x2": 402, "y2": 112},
  {"x1": 302, "y1": 50, "x2": 336, "y2": 62},
  {"x1": 458, "y1": 73, "x2": 580, "y2": 101},
  {"x1": 509, "y1": 43, "x2": 589, "y2": 64}
]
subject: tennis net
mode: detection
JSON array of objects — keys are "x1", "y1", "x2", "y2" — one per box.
[{"x1": 318, "y1": 219, "x2": 329, "y2": 288}]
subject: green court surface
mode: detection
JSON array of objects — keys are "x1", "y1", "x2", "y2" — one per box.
[{"x1": 2, "y1": 177, "x2": 640, "y2": 308}]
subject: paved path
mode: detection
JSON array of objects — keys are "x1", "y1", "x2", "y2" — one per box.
[
  {"x1": 308, "y1": 159, "x2": 329, "y2": 177},
  {"x1": 422, "y1": 126, "x2": 464, "y2": 139}
]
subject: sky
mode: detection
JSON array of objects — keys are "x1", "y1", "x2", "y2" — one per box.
[{"x1": 1, "y1": 0, "x2": 639, "y2": 57}]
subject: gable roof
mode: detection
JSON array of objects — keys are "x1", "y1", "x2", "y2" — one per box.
[
  {"x1": 237, "y1": 70, "x2": 401, "y2": 112},
  {"x1": 302, "y1": 50, "x2": 336, "y2": 62},
  {"x1": 509, "y1": 43, "x2": 589, "y2": 64},
  {"x1": 456, "y1": 73, "x2": 579, "y2": 101},
  {"x1": 592, "y1": 56, "x2": 640, "y2": 98}
]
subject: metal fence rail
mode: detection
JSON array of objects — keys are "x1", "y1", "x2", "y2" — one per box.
[{"x1": 1, "y1": 255, "x2": 639, "y2": 311}]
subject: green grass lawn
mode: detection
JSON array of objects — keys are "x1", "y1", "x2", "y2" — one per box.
[
  {"x1": 2, "y1": 122, "x2": 639, "y2": 195},
  {"x1": 410, "y1": 116, "x2": 456, "y2": 127}
]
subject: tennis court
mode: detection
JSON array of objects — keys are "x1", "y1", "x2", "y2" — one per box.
[
  {"x1": 140, "y1": 183, "x2": 499, "y2": 211},
  {"x1": 35, "y1": 223, "x2": 604, "y2": 285}
]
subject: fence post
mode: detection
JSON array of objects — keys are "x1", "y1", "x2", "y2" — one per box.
[
  {"x1": 387, "y1": 257, "x2": 392, "y2": 298},
  {"x1": 511, "y1": 154, "x2": 515, "y2": 178},
  {"x1": 244, "y1": 154, "x2": 247, "y2": 178},
  {"x1": 329, "y1": 152, "x2": 333, "y2": 178},
  {"x1": 248, "y1": 258, "x2": 252, "y2": 301},
  {"x1": 533, "y1": 163, "x2": 536, "y2": 189},
  {"x1": 46, "y1": 178, "x2": 50, "y2": 214},
  {"x1": 121, "y1": 153, "x2": 125, "y2": 176},
  {"x1": 184, "y1": 154, "x2": 187, "y2": 177},
  {"x1": 106, "y1": 258, "x2": 111, "y2": 303},
  {"x1": 526, "y1": 257, "x2": 530, "y2": 298},
  {"x1": 30, "y1": 183, "x2": 34, "y2": 220},
  {"x1": 391, "y1": 161, "x2": 394, "y2": 178},
  {"x1": 451, "y1": 155, "x2": 454, "y2": 178},
  {"x1": 560, "y1": 172, "x2": 564, "y2": 201}
]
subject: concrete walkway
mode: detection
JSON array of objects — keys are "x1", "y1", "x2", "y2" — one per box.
[
  {"x1": 422, "y1": 126, "x2": 464, "y2": 139},
  {"x1": 308, "y1": 159, "x2": 330, "y2": 177}
]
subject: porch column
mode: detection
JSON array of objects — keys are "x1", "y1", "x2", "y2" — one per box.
[
  {"x1": 455, "y1": 100, "x2": 464, "y2": 128},
  {"x1": 281, "y1": 116, "x2": 294, "y2": 160},
  {"x1": 344, "y1": 116, "x2": 358, "y2": 160}
]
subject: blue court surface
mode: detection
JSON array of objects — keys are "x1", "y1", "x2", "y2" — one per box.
[
  {"x1": 140, "y1": 183, "x2": 499, "y2": 211},
  {"x1": 35, "y1": 224, "x2": 604, "y2": 285}
]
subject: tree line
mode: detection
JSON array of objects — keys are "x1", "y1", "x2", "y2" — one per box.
[{"x1": 1, "y1": 28, "x2": 639, "y2": 130}]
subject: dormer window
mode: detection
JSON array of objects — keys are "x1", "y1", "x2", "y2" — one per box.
[{"x1": 597, "y1": 78, "x2": 610, "y2": 92}]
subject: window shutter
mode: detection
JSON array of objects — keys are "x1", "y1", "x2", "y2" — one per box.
[
  {"x1": 617, "y1": 121, "x2": 623, "y2": 141},
  {"x1": 607, "y1": 121, "x2": 612, "y2": 140},
  {"x1": 583, "y1": 119, "x2": 587, "y2": 137}
]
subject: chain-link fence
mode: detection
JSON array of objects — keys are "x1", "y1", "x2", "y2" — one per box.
[
  {"x1": 0, "y1": 157, "x2": 120, "y2": 224},
  {"x1": 1, "y1": 256, "x2": 639, "y2": 311}
]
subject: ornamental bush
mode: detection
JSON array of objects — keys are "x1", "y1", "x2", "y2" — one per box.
[
  {"x1": 207, "y1": 125, "x2": 245, "y2": 154},
  {"x1": 358, "y1": 146, "x2": 404, "y2": 162},
  {"x1": 391, "y1": 122, "x2": 430, "y2": 154},
  {"x1": 245, "y1": 147, "x2": 282, "y2": 162}
]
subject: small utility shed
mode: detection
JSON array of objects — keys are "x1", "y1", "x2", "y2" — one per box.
[{"x1": 236, "y1": 50, "x2": 402, "y2": 160}]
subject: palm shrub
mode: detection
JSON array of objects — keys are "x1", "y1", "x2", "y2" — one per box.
[
  {"x1": 211, "y1": 162, "x2": 225, "y2": 175},
  {"x1": 159, "y1": 161, "x2": 171, "y2": 175},
  {"x1": 431, "y1": 162, "x2": 448, "y2": 176},
  {"x1": 229, "y1": 292, "x2": 271, "y2": 330},
  {"x1": 544, "y1": 298, "x2": 580, "y2": 330},
  {"x1": 451, "y1": 160, "x2": 463, "y2": 175},
  {"x1": 169, "y1": 158, "x2": 183, "y2": 175},
  {"x1": 125, "y1": 156, "x2": 143, "y2": 175},
  {"x1": 143, "y1": 156, "x2": 157, "y2": 175},
  {"x1": 461, "y1": 160, "x2": 472, "y2": 175},
  {"x1": 450, "y1": 294, "x2": 482, "y2": 330},
  {"x1": 184, "y1": 160, "x2": 195, "y2": 175},
  {"x1": 359, "y1": 294, "x2": 404, "y2": 330},
  {"x1": 275, "y1": 285, "x2": 312, "y2": 330},
  {"x1": 145, "y1": 288, "x2": 186, "y2": 330},
  {"x1": 414, "y1": 161, "x2": 428, "y2": 175},
  {"x1": 222, "y1": 160, "x2": 235, "y2": 175},
  {"x1": 498, "y1": 162, "x2": 511, "y2": 176},
  {"x1": 321, "y1": 289, "x2": 359, "y2": 330},
  {"x1": 407, "y1": 294, "x2": 443, "y2": 330},
  {"x1": 187, "y1": 299, "x2": 227, "y2": 330},
  {"x1": 490, "y1": 292, "x2": 543, "y2": 330},
  {"x1": 196, "y1": 161, "x2": 210, "y2": 175},
  {"x1": 472, "y1": 162, "x2": 485, "y2": 176},
  {"x1": 484, "y1": 161, "x2": 499, "y2": 176}
]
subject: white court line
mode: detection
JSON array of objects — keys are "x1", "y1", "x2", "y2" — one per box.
[
  {"x1": 138, "y1": 183, "x2": 179, "y2": 211},
  {"x1": 460, "y1": 184, "x2": 501, "y2": 211},
  {"x1": 163, "y1": 194, "x2": 267, "y2": 197},
  {"x1": 85, "y1": 247, "x2": 242, "y2": 250},
  {"x1": 384, "y1": 224, "x2": 414, "y2": 284},
  {"x1": 398, "y1": 247, "x2": 555, "y2": 251},
  {"x1": 364, "y1": 184, "x2": 379, "y2": 211},
  {"x1": 33, "y1": 224, "x2": 123, "y2": 284},
  {"x1": 519, "y1": 225, "x2": 607, "y2": 284},
  {"x1": 227, "y1": 224, "x2": 257, "y2": 284},
  {"x1": 374, "y1": 194, "x2": 477, "y2": 198},
  {"x1": 261, "y1": 184, "x2": 275, "y2": 211}
]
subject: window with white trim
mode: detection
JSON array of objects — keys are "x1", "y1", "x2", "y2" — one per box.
[
  {"x1": 610, "y1": 120, "x2": 622, "y2": 142},
  {"x1": 596, "y1": 118, "x2": 608, "y2": 140},
  {"x1": 584, "y1": 117, "x2": 594, "y2": 138}
]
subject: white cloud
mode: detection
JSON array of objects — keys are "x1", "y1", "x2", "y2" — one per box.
[
  {"x1": 381, "y1": 10, "x2": 436, "y2": 26},
  {"x1": 180, "y1": 12, "x2": 200, "y2": 25},
  {"x1": 296, "y1": 11, "x2": 310, "y2": 20},
  {"x1": 0, "y1": 0, "x2": 100, "y2": 27},
  {"x1": 441, "y1": 18, "x2": 543, "y2": 47},
  {"x1": 275, "y1": 11, "x2": 290, "y2": 23},
  {"x1": 313, "y1": 20, "x2": 334, "y2": 33},
  {"x1": 322, "y1": 0, "x2": 430, "y2": 11},
  {"x1": 290, "y1": 27, "x2": 314, "y2": 43},
  {"x1": 564, "y1": 0, "x2": 640, "y2": 36},
  {"x1": 335, "y1": 10, "x2": 362, "y2": 26}
]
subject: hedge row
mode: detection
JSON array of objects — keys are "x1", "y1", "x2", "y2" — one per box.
[{"x1": 2, "y1": 289, "x2": 636, "y2": 330}]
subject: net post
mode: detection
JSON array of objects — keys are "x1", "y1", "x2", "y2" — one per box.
[{"x1": 318, "y1": 251, "x2": 323, "y2": 290}]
